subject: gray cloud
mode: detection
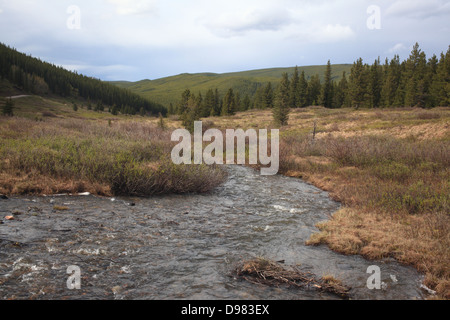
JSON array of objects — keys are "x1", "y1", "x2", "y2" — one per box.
[
  {"x1": 386, "y1": 0, "x2": 450, "y2": 19},
  {"x1": 204, "y1": 7, "x2": 293, "y2": 37}
]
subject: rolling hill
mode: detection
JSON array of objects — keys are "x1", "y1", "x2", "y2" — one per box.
[{"x1": 111, "y1": 64, "x2": 353, "y2": 108}]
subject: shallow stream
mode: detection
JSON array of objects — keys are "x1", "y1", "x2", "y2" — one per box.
[{"x1": 0, "y1": 165, "x2": 424, "y2": 300}]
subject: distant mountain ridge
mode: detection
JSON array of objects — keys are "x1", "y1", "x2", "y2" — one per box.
[{"x1": 111, "y1": 64, "x2": 352, "y2": 108}]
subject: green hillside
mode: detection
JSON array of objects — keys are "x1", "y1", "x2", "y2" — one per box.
[{"x1": 111, "y1": 64, "x2": 352, "y2": 108}]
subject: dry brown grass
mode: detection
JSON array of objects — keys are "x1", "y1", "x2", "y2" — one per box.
[{"x1": 306, "y1": 208, "x2": 450, "y2": 299}]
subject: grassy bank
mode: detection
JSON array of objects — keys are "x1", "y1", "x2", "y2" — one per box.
[
  {"x1": 203, "y1": 106, "x2": 449, "y2": 299},
  {"x1": 0, "y1": 116, "x2": 226, "y2": 197}
]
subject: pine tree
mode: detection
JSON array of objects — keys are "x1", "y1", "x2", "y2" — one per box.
[
  {"x1": 429, "y1": 47, "x2": 450, "y2": 107},
  {"x1": 158, "y1": 112, "x2": 166, "y2": 130},
  {"x1": 111, "y1": 104, "x2": 119, "y2": 115},
  {"x1": 297, "y1": 70, "x2": 308, "y2": 108},
  {"x1": 221, "y1": 88, "x2": 236, "y2": 116},
  {"x1": 273, "y1": 73, "x2": 290, "y2": 126},
  {"x1": 289, "y1": 66, "x2": 300, "y2": 108},
  {"x1": 335, "y1": 71, "x2": 349, "y2": 108},
  {"x1": 307, "y1": 75, "x2": 321, "y2": 106},
  {"x1": 253, "y1": 86, "x2": 265, "y2": 109},
  {"x1": 201, "y1": 89, "x2": 214, "y2": 117},
  {"x1": 320, "y1": 60, "x2": 333, "y2": 108},
  {"x1": 263, "y1": 82, "x2": 274, "y2": 109},
  {"x1": 214, "y1": 89, "x2": 221, "y2": 115},
  {"x1": 381, "y1": 55, "x2": 401, "y2": 107},
  {"x1": 349, "y1": 58, "x2": 368, "y2": 109},
  {"x1": 235, "y1": 92, "x2": 241, "y2": 112},
  {"x1": 181, "y1": 95, "x2": 200, "y2": 133},
  {"x1": 242, "y1": 94, "x2": 251, "y2": 111},
  {"x1": 404, "y1": 43, "x2": 428, "y2": 108},
  {"x1": 178, "y1": 89, "x2": 191, "y2": 115},
  {"x1": 168, "y1": 103, "x2": 174, "y2": 115},
  {"x1": 2, "y1": 98, "x2": 14, "y2": 116},
  {"x1": 368, "y1": 58, "x2": 382, "y2": 108}
]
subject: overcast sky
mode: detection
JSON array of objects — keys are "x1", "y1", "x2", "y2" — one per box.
[{"x1": 0, "y1": 0, "x2": 449, "y2": 81}]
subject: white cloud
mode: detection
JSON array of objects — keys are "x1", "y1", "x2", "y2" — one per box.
[
  {"x1": 204, "y1": 7, "x2": 292, "y2": 37},
  {"x1": 386, "y1": 0, "x2": 450, "y2": 19},
  {"x1": 388, "y1": 43, "x2": 407, "y2": 54},
  {"x1": 290, "y1": 23, "x2": 355, "y2": 44},
  {"x1": 316, "y1": 24, "x2": 355, "y2": 42},
  {"x1": 106, "y1": 0, "x2": 157, "y2": 15}
]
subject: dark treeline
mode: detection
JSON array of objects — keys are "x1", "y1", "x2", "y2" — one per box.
[
  {"x1": 176, "y1": 43, "x2": 449, "y2": 128},
  {"x1": 0, "y1": 43, "x2": 166, "y2": 116}
]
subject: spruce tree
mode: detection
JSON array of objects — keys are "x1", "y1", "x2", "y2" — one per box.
[
  {"x1": 320, "y1": 60, "x2": 333, "y2": 108},
  {"x1": 297, "y1": 70, "x2": 308, "y2": 108},
  {"x1": 381, "y1": 55, "x2": 401, "y2": 107},
  {"x1": 335, "y1": 71, "x2": 349, "y2": 108},
  {"x1": 242, "y1": 94, "x2": 251, "y2": 111},
  {"x1": 273, "y1": 73, "x2": 290, "y2": 126},
  {"x1": 289, "y1": 66, "x2": 300, "y2": 108},
  {"x1": 221, "y1": 88, "x2": 236, "y2": 116},
  {"x1": 368, "y1": 58, "x2": 382, "y2": 108},
  {"x1": 404, "y1": 43, "x2": 428, "y2": 108},
  {"x1": 203, "y1": 89, "x2": 215, "y2": 117},
  {"x1": 181, "y1": 95, "x2": 200, "y2": 133},
  {"x1": 2, "y1": 98, "x2": 14, "y2": 116},
  {"x1": 253, "y1": 86, "x2": 265, "y2": 109},
  {"x1": 263, "y1": 82, "x2": 274, "y2": 109},
  {"x1": 111, "y1": 104, "x2": 119, "y2": 115},
  {"x1": 307, "y1": 75, "x2": 321, "y2": 106},
  {"x1": 349, "y1": 58, "x2": 368, "y2": 109},
  {"x1": 178, "y1": 89, "x2": 191, "y2": 115}
]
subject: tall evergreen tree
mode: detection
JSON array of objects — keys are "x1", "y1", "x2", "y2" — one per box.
[
  {"x1": 307, "y1": 75, "x2": 321, "y2": 106},
  {"x1": 2, "y1": 98, "x2": 14, "y2": 116},
  {"x1": 368, "y1": 58, "x2": 383, "y2": 108},
  {"x1": 178, "y1": 89, "x2": 192, "y2": 115},
  {"x1": 253, "y1": 86, "x2": 265, "y2": 109},
  {"x1": 203, "y1": 89, "x2": 215, "y2": 117},
  {"x1": 297, "y1": 70, "x2": 308, "y2": 108},
  {"x1": 273, "y1": 73, "x2": 290, "y2": 126},
  {"x1": 221, "y1": 88, "x2": 236, "y2": 116},
  {"x1": 242, "y1": 94, "x2": 251, "y2": 111},
  {"x1": 181, "y1": 95, "x2": 201, "y2": 133},
  {"x1": 289, "y1": 66, "x2": 300, "y2": 108},
  {"x1": 429, "y1": 47, "x2": 450, "y2": 107},
  {"x1": 335, "y1": 71, "x2": 349, "y2": 108},
  {"x1": 381, "y1": 55, "x2": 401, "y2": 107},
  {"x1": 349, "y1": 58, "x2": 368, "y2": 109},
  {"x1": 263, "y1": 82, "x2": 274, "y2": 109},
  {"x1": 320, "y1": 60, "x2": 333, "y2": 108},
  {"x1": 404, "y1": 43, "x2": 428, "y2": 108}
]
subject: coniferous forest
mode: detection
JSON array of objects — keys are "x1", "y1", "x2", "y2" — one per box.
[
  {"x1": 0, "y1": 43, "x2": 166, "y2": 116},
  {"x1": 176, "y1": 43, "x2": 449, "y2": 127}
]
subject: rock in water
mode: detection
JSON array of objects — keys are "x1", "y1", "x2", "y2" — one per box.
[{"x1": 0, "y1": 194, "x2": 8, "y2": 200}]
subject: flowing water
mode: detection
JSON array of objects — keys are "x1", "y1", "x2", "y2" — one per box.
[{"x1": 0, "y1": 165, "x2": 424, "y2": 300}]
